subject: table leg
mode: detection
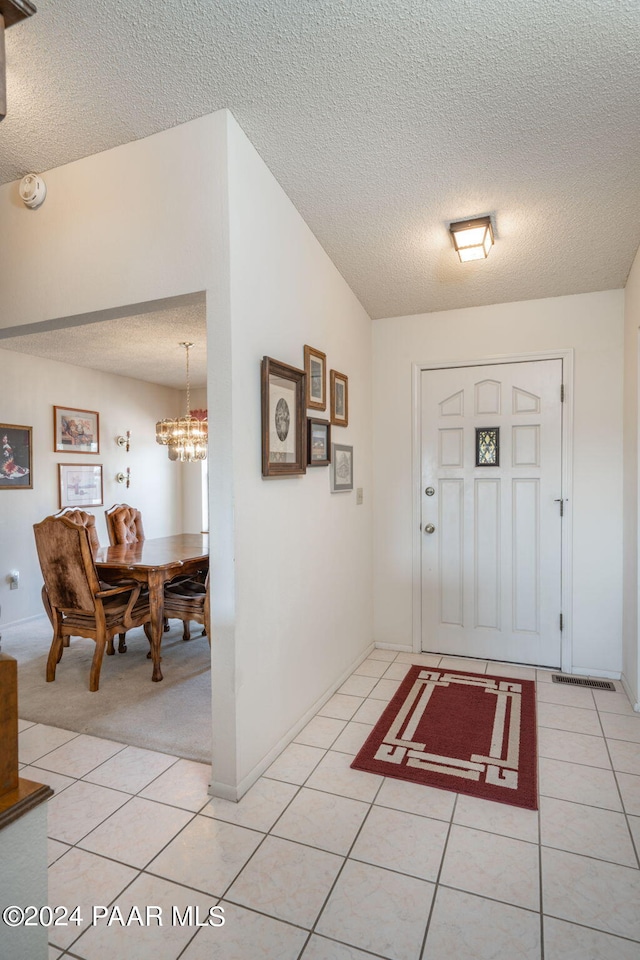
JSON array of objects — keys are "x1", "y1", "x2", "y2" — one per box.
[{"x1": 148, "y1": 570, "x2": 164, "y2": 682}]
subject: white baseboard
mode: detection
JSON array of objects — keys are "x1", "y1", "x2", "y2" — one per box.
[
  {"x1": 374, "y1": 642, "x2": 413, "y2": 653},
  {"x1": 207, "y1": 780, "x2": 240, "y2": 802},
  {"x1": 620, "y1": 672, "x2": 640, "y2": 712},
  {"x1": 208, "y1": 642, "x2": 376, "y2": 802},
  {"x1": 570, "y1": 665, "x2": 622, "y2": 681}
]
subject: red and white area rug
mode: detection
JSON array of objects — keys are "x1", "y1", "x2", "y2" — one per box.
[{"x1": 351, "y1": 666, "x2": 538, "y2": 810}]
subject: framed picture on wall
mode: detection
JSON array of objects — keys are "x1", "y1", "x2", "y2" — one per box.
[
  {"x1": 330, "y1": 370, "x2": 349, "y2": 427},
  {"x1": 307, "y1": 417, "x2": 331, "y2": 466},
  {"x1": 58, "y1": 463, "x2": 103, "y2": 508},
  {"x1": 0, "y1": 424, "x2": 33, "y2": 489},
  {"x1": 261, "y1": 356, "x2": 307, "y2": 478},
  {"x1": 54, "y1": 406, "x2": 100, "y2": 454},
  {"x1": 331, "y1": 443, "x2": 353, "y2": 493},
  {"x1": 304, "y1": 344, "x2": 327, "y2": 410}
]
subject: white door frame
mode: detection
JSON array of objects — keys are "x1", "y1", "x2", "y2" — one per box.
[{"x1": 411, "y1": 349, "x2": 574, "y2": 673}]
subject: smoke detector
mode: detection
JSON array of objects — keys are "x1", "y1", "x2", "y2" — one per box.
[{"x1": 19, "y1": 173, "x2": 46, "y2": 209}]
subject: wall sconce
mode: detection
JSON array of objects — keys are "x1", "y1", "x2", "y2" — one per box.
[
  {"x1": 115, "y1": 468, "x2": 131, "y2": 488},
  {"x1": 449, "y1": 215, "x2": 494, "y2": 262},
  {"x1": 115, "y1": 431, "x2": 131, "y2": 452}
]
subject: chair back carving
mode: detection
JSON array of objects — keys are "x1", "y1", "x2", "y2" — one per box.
[
  {"x1": 105, "y1": 503, "x2": 145, "y2": 546},
  {"x1": 53, "y1": 507, "x2": 100, "y2": 553},
  {"x1": 33, "y1": 515, "x2": 100, "y2": 613}
]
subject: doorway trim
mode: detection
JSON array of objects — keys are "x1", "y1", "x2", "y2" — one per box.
[{"x1": 411, "y1": 349, "x2": 574, "y2": 672}]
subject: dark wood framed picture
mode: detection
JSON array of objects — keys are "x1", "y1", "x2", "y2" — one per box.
[
  {"x1": 0, "y1": 424, "x2": 33, "y2": 489},
  {"x1": 54, "y1": 406, "x2": 100, "y2": 454},
  {"x1": 58, "y1": 463, "x2": 104, "y2": 508},
  {"x1": 261, "y1": 357, "x2": 307, "y2": 478},
  {"x1": 307, "y1": 417, "x2": 331, "y2": 467},
  {"x1": 304, "y1": 344, "x2": 327, "y2": 411},
  {"x1": 331, "y1": 443, "x2": 354, "y2": 493},
  {"x1": 330, "y1": 370, "x2": 349, "y2": 427}
]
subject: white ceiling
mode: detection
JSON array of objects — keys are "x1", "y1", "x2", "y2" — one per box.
[
  {"x1": 1, "y1": 0, "x2": 639, "y2": 327},
  {"x1": 0, "y1": 297, "x2": 208, "y2": 389}
]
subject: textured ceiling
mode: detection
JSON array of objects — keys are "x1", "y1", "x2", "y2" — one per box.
[
  {"x1": 0, "y1": 298, "x2": 207, "y2": 389},
  {"x1": 1, "y1": 0, "x2": 640, "y2": 319}
]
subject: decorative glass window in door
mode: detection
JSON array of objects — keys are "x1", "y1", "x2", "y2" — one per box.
[{"x1": 476, "y1": 427, "x2": 499, "y2": 466}]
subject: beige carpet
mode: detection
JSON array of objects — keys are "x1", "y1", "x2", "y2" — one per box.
[{"x1": 3, "y1": 616, "x2": 211, "y2": 763}]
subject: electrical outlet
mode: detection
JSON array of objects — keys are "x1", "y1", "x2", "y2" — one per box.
[
  {"x1": 356, "y1": 487, "x2": 364, "y2": 505},
  {"x1": 8, "y1": 571, "x2": 19, "y2": 590}
]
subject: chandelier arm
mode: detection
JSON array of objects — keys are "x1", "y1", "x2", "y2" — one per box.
[{"x1": 185, "y1": 342, "x2": 191, "y2": 417}]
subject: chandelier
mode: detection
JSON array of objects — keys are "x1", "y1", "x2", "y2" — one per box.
[{"x1": 155, "y1": 342, "x2": 208, "y2": 461}]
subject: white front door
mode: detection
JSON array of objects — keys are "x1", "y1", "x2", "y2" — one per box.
[{"x1": 421, "y1": 359, "x2": 563, "y2": 667}]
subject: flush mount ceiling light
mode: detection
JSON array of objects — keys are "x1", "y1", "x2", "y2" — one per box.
[
  {"x1": 449, "y1": 215, "x2": 494, "y2": 262},
  {"x1": 0, "y1": 0, "x2": 37, "y2": 122},
  {"x1": 155, "y1": 342, "x2": 208, "y2": 462}
]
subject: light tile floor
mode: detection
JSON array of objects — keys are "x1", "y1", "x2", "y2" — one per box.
[{"x1": 14, "y1": 650, "x2": 640, "y2": 959}]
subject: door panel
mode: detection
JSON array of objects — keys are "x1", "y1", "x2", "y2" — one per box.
[
  {"x1": 421, "y1": 359, "x2": 563, "y2": 667},
  {"x1": 475, "y1": 478, "x2": 500, "y2": 630},
  {"x1": 439, "y1": 478, "x2": 464, "y2": 625}
]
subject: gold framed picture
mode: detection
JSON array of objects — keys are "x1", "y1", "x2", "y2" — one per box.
[
  {"x1": 58, "y1": 463, "x2": 104, "y2": 508},
  {"x1": 330, "y1": 370, "x2": 349, "y2": 427},
  {"x1": 304, "y1": 344, "x2": 327, "y2": 411},
  {"x1": 54, "y1": 406, "x2": 100, "y2": 454},
  {"x1": 0, "y1": 424, "x2": 32, "y2": 489}
]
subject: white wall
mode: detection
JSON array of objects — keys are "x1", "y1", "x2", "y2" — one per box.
[
  {"x1": 0, "y1": 117, "x2": 223, "y2": 330},
  {"x1": 0, "y1": 348, "x2": 184, "y2": 625},
  {"x1": 224, "y1": 117, "x2": 373, "y2": 791},
  {"x1": 373, "y1": 290, "x2": 624, "y2": 676},
  {"x1": 180, "y1": 387, "x2": 208, "y2": 534},
  {"x1": 623, "y1": 247, "x2": 640, "y2": 706}
]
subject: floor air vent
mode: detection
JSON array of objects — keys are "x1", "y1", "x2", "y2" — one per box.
[{"x1": 551, "y1": 675, "x2": 615, "y2": 691}]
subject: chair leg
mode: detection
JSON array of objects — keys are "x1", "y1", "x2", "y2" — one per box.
[
  {"x1": 46, "y1": 628, "x2": 64, "y2": 682},
  {"x1": 118, "y1": 633, "x2": 127, "y2": 653},
  {"x1": 164, "y1": 617, "x2": 170, "y2": 632},
  {"x1": 182, "y1": 620, "x2": 191, "y2": 641},
  {"x1": 44, "y1": 588, "x2": 71, "y2": 647},
  {"x1": 89, "y1": 636, "x2": 107, "y2": 692},
  {"x1": 107, "y1": 637, "x2": 115, "y2": 656}
]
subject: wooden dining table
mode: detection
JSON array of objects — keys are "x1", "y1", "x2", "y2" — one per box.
[{"x1": 94, "y1": 534, "x2": 209, "y2": 682}]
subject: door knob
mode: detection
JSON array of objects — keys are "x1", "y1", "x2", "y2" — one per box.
[{"x1": 424, "y1": 523, "x2": 436, "y2": 534}]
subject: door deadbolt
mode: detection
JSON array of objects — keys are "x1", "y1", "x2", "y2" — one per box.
[
  {"x1": 424, "y1": 523, "x2": 436, "y2": 534},
  {"x1": 425, "y1": 486, "x2": 435, "y2": 496}
]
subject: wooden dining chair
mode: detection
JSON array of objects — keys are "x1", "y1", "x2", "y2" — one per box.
[
  {"x1": 39, "y1": 507, "x2": 129, "y2": 655},
  {"x1": 55, "y1": 507, "x2": 101, "y2": 550},
  {"x1": 105, "y1": 503, "x2": 145, "y2": 546},
  {"x1": 163, "y1": 572, "x2": 210, "y2": 645},
  {"x1": 104, "y1": 502, "x2": 159, "y2": 641},
  {"x1": 33, "y1": 514, "x2": 153, "y2": 692},
  {"x1": 105, "y1": 502, "x2": 202, "y2": 637}
]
